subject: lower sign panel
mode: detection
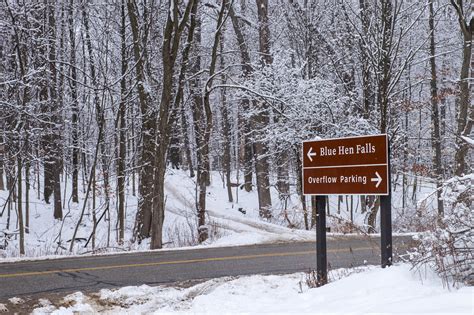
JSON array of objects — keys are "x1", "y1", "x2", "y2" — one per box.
[{"x1": 303, "y1": 165, "x2": 389, "y2": 195}]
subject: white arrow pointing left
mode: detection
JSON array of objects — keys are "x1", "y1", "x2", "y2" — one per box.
[
  {"x1": 371, "y1": 171, "x2": 382, "y2": 188},
  {"x1": 307, "y1": 147, "x2": 317, "y2": 162}
]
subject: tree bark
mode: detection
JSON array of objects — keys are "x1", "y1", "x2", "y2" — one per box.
[
  {"x1": 294, "y1": 145, "x2": 308, "y2": 230},
  {"x1": 428, "y1": 0, "x2": 444, "y2": 218},
  {"x1": 254, "y1": 0, "x2": 272, "y2": 219},
  {"x1": 150, "y1": 0, "x2": 197, "y2": 249},
  {"x1": 359, "y1": 0, "x2": 373, "y2": 119},
  {"x1": 17, "y1": 157, "x2": 25, "y2": 255},
  {"x1": 229, "y1": 4, "x2": 253, "y2": 192},
  {"x1": 127, "y1": 0, "x2": 154, "y2": 239},
  {"x1": 46, "y1": 0, "x2": 63, "y2": 220},
  {"x1": 450, "y1": 0, "x2": 473, "y2": 176},
  {"x1": 68, "y1": 0, "x2": 79, "y2": 203},
  {"x1": 196, "y1": 0, "x2": 227, "y2": 243},
  {"x1": 117, "y1": 0, "x2": 127, "y2": 244},
  {"x1": 181, "y1": 108, "x2": 195, "y2": 178},
  {"x1": 82, "y1": 0, "x2": 111, "y2": 237},
  {"x1": 0, "y1": 142, "x2": 4, "y2": 191},
  {"x1": 219, "y1": 30, "x2": 233, "y2": 203},
  {"x1": 378, "y1": 0, "x2": 393, "y2": 133},
  {"x1": 368, "y1": 0, "x2": 393, "y2": 233}
]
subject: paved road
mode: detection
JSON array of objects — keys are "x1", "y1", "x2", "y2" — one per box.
[{"x1": 0, "y1": 236, "x2": 412, "y2": 300}]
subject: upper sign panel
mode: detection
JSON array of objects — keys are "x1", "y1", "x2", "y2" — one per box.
[{"x1": 302, "y1": 134, "x2": 388, "y2": 168}]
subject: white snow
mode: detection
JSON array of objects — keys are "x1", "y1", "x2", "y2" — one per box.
[
  {"x1": 7, "y1": 297, "x2": 24, "y2": 305},
  {"x1": 0, "y1": 303, "x2": 7, "y2": 313},
  {"x1": 31, "y1": 264, "x2": 473, "y2": 314},
  {"x1": 461, "y1": 136, "x2": 474, "y2": 147}
]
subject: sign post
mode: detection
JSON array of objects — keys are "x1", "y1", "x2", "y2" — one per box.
[
  {"x1": 315, "y1": 195, "x2": 327, "y2": 286},
  {"x1": 380, "y1": 143, "x2": 392, "y2": 267},
  {"x1": 302, "y1": 134, "x2": 392, "y2": 282}
]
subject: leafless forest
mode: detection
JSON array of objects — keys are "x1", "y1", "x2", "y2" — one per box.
[{"x1": 0, "y1": 0, "x2": 472, "y2": 256}]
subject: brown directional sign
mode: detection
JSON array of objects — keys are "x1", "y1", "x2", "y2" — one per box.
[{"x1": 302, "y1": 134, "x2": 389, "y2": 195}]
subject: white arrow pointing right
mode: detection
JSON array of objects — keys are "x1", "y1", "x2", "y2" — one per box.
[
  {"x1": 371, "y1": 171, "x2": 382, "y2": 188},
  {"x1": 307, "y1": 147, "x2": 317, "y2": 162}
]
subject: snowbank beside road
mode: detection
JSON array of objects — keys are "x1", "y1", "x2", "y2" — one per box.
[{"x1": 32, "y1": 264, "x2": 473, "y2": 314}]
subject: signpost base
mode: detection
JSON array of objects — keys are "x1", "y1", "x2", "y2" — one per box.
[
  {"x1": 380, "y1": 142, "x2": 392, "y2": 267},
  {"x1": 380, "y1": 194, "x2": 392, "y2": 267},
  {"x1": 316, "y1": 195, "x2": 327, "y2": 286}
]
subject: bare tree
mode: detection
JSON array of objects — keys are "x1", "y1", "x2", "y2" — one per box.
[
  {"x1": 44, "y1": 0, "x2": 63, "y2": 220},
  {"x1": 150, "y1": 0, "x2": 196, "y2": 249},
  {"x1": 229, "y1": 3, "x2": 254, "y2": 193},
  {"x1": 219, "y1": 28, "x2": 233, "y2": 203},
  {"x1": 127, "y1": 0, "x2": 154, "y2": 240},
  {"x1": 450, "y1": 0, "x2": 473, "y2": 176},
  {"x1": 429, "y1": 0, "x2": 444, "y2": 218},
  {"x1": 68, "y1": 0, "x2": 79, "y2": 203},
  {"x1": 254, "y1": 0, "x2": 272, "y2": 219},
  {"x1": 117, "y1": 0, "x2": 128, "y2": 244}
]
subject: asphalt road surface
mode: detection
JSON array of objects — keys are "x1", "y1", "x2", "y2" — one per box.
[{"x1": 0, "y1": 236, "x2": 413, "y2": 300}]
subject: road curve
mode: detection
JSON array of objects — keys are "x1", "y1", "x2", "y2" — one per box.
[{"x1": 0, "y1": 236, "x2": 412, "y2": 300}]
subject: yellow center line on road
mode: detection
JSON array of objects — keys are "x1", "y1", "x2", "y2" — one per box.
[{"x1": 0, "y1": 246, "x2": 375, "y2": 279}]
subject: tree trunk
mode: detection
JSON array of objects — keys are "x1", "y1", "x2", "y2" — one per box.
[
  {"x1": 68, "y1": 0, "x2": 79, "y2": 203},
  {"x1": 451, "y1": 0, "x2": 473, "y2": 176},
  {"x1": 359, "y1": 0, "x2": 373, "y2": 118},
  {"x1": 117, "y1": 0, "x2": 127, "y2": 244},
  {"x1": 378, "y1": 0, "x2": 393, "y2": 133},
  {"x1": 294, "y1": 145, "x2": 308, "y2": 230},
  {"x1": 0, "y1": 144, "x2": 4, "y2": 190},
  {"x1": 367, "y1": 0, "x2": 392, "y2": 232},
  {"x1": 220, "y1": 31, "x2": 233, "y2": 203},
  {"x1": 276, "y1": 151, "x2": 290, "y2": 198},
  {"x1": 367, "y1": 196, "x2": 380, "y2": 233},
  {"x1": 310, "y1": 195, "x2": 317, "y2": 228},
  {"x1": 196, "y1": 0, "x2": 227, "y2": 243},
  {"x1": 82, "y1": 1, "x2": 110, "y2": 238},
  {"x1": 25, "y1": 152, "x2": 30, "y2": 234},
  {"x1": 46, "y1": 0, "x2": 63, "y2": 220},
  {"x1": 229, "y1": 4, "x2": 253, "y2": 192},
  {"x1": 17, "y1": 157, "x2": 25, "y2": 255},
  {"x1": 254, "y1": 0, "x2": 272, "y2": 219},
  {"x1": 127, "y1": 0, "x2": 154, "y2": 240},
  {"x1": 150, "y1": 0, "x2": 197, "y2": 249},
  {"x1": 181, "y1": 108, "x2": 195, "y2": 178},
  {"x1": 428, "y1": 0, "x2": 444, "y2": 218}
]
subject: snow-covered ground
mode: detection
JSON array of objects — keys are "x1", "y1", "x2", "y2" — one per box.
[
  {"x1": 1, "y1": 170, "x2": 470, "y2": 314},
  {"x1": 29, "y1": 263, "x2": 472, "y2": 314},
  {"x1": 0, "y1": 169, "x2": 436, "y2": 260}
]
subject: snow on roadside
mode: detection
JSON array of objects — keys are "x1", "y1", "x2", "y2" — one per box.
[{"x1": 31, "y1": 264, "x2": 473, "y2": 314}]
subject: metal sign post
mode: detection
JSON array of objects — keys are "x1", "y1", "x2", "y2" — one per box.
[
  {"x1": 380, "y1": 142, "x2": 392, "y2": 267},
  {"x1": 316, "y1": 195, "x2": 327, "y2": 286}
]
